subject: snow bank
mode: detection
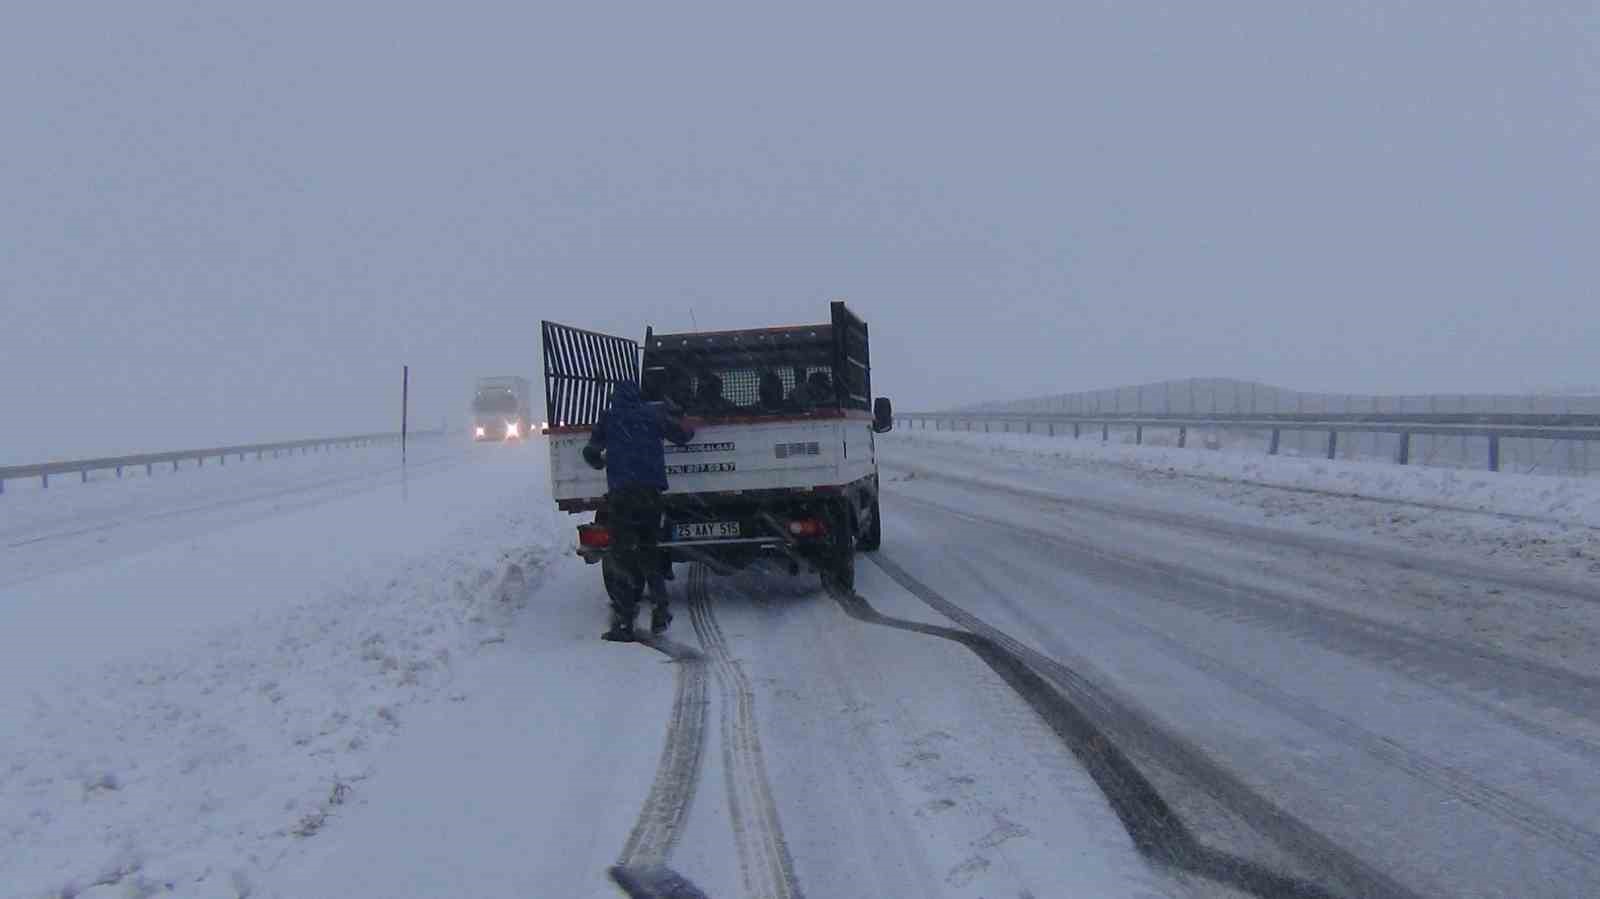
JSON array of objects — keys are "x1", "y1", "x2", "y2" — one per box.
[
  {"x1": 885, "y1": 431, "x2": 1600, "y2": 581},
  {"x1": 1, "y1": 479, "x2": 564, "y2": 899},
  {"x1": 889, "y1": 430, "x2": 1600, "y2": 529}
]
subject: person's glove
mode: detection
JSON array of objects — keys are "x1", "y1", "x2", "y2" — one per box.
[{"x1": 582, "y1": 444, "x2": 606, "y2": 470}]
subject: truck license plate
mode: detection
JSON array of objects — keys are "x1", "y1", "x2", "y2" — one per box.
[{"x1": 673, "y1": 521, "x2": 740, "y2": 540}]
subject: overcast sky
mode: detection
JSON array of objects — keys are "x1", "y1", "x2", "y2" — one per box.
[{"x1": 3, "y1": 1, "x2": 1595, "y2": 462}]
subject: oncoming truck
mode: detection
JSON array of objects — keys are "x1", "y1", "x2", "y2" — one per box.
[
  {"x1": 471, "y1": 376, "x2": 533, "y2": 441},
  {"x1": 541, "y1": 302, "x2": 893, "y2": 602}
]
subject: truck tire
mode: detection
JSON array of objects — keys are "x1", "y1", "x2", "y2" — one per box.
[
  {"x1": 858, "y1": 493, "x2": 882, "y2": 552},
  {"x1": 822, "y1": 501, "x2": 856, "y2": 593}
]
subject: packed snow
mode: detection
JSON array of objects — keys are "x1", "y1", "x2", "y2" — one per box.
[
  {"x1": 8, "y1": 427, "x2": 1600, "y2": 898},
  {"x1": 1, "y1": 442, "x2": 564, "y2": 898},
  {"x1": 887, "y1": 429, "x2": 1600, "y2": 581}
]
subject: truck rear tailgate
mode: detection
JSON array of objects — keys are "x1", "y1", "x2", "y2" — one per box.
[{"x1": 549, "y1": 419, "x2": 852, "y2": 507}]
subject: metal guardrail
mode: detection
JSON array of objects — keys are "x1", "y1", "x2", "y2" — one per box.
[
  {"x1": 0, "y1": 428, "x2": 445, "y2": 494},
  {"x1": 895, "y1": 411, "x2": 1600, "y2": 473}
]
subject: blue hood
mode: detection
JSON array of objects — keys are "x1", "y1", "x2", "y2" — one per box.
[{"x1": 610, "y1": 382, "x2": 643, "y2": 409}]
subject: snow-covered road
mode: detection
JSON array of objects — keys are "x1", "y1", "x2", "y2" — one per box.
[
  {"x1": 7, "y1": 432, "x2": 1599, "y2": 897},
  {"x1": 875, "y1": 434, "x2": 1600, "y2": 899}
]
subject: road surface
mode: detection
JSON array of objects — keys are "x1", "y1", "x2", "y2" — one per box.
[{"x1": 6, "y1": 434, "x2": 1599, "y2": 898}]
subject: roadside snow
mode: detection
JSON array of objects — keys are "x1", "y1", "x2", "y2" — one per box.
[
  {"x1": 1, "y1": 440, "x2": 459, "y2": 593},
  {"x1": 0, "y1": 449, "x2": 563, "y2": 899},
  {"x1": 886, "y1": 431, "x2": 1600, "y2": 581},
  {"x1": 258, "y1": 560, "x2": 674, "y2": 899},
  {"x1": 891, "y1": 430, "x2": 1600, "y2": 526}
]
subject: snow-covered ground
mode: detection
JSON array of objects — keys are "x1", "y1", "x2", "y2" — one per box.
[
  {"x1": 0, "y1": 434, "x2": 1179, "y2": 899},
  {"x1": 877, "y1": 435, "x2": 1600, "y2": 899},
  {"x1": 2, "y1": 439, "x2": 566, "y2": 898},
  {"x1": 887, "y1": 429, "x2": 1600, "y2": 580},
  {"x1": 9, "y1": 428, "x2": 1600, "y2": 898}
]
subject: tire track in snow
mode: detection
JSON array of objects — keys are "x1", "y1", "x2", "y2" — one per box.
[
  {"x1": 946, "y1": 546, "x2": 1600, "y2": 869},
  {"x1": 845, "y1": 557, "x2": 1423, "y2": 899},
  {"x1": 893, "y1": 489, "x2": 1600, "y2": 762},
  {"x1": 688, "y1": 565, "x2": 805, "y2": 899},
  {"x1": 609, "y1": 631, "x2": 710, "y2": 898}
]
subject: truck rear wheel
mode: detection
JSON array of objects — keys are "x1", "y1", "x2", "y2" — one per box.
[
  {"x1": 858, "y1": 493, "x2": 882, "y2": 552},
  {"x1": 821, "y1": 502, "x2": 856, "y2": 593}
]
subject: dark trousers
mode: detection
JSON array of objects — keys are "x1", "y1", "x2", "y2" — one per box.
[{"x1": 607, "y1": 486, "x2": 668, "y2": 618}]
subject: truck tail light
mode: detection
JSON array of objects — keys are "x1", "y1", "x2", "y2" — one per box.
[
  {"x1": 787, "y1": 518, "x2": 828, "y2": 539},
  {"x1": 578, "y1": 524, "x2": 613, "y2": 549}
]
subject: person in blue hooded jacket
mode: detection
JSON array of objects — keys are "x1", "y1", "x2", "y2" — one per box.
[{"x1": 584, "y1": 379, "x2": 696, "y2": 641}]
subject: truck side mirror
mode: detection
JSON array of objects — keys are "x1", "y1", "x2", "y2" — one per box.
[{"x1": 873, "y1": 397, "x2": 894, "y2": 433}]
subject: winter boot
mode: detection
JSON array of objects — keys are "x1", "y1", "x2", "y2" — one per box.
[
  {"x1": 650, "y1": 603, "x2": 673, "y2": 635},
  {"x1": 603, "y1": 607, "x2": 637, "y2": 642}
]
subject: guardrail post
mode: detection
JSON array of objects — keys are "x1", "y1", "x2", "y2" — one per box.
[
  {"x1": 81, "y1": 470, "x2": 88, "y2": 483},
  {"x1": 0, "y1": 478, "x2": 5, "y2": 495},
  {"x1": 1136, "y1": 425, "x2": 1143, "y2": 445},
  {"x1": 42, "y1": 473, "x2": 49, "y2": 489},
  {"x1": 1102, "y1": 423, "x2": 1109, "y2": 442},
  {"x1": 1269, "y1": 429, "x2": 1281, "y2": 455},
  {"x1": 984, "y1": 421, "x2": 990, "y2": 433},
  {"x1": 1048, "y1": 422, "x2": 1055, "y2": 436},
  {"x1": 1397, "y1": 432, "x2": 1411, "y2": 465},
  {"x1": 1327, "y1": 430, "x2": 1338, "y2": 460},
  {"x1": 116, "y1": 466, "x2": 123, "y2": 478},
  {"x1": 1178, "y1": 426, "x2": 1187, "y2": 448},
  {"x1": 173, "y1": 460, "x2": 179, "y2": 472},
  {"x1": 1073, "y1": 422, "x2": 1080, "y2": 439},
  {"x1": 146, "y1": 463, "x2": 153, "y2": 476},
  {"x1": 1489, "y1": 434, "x2": 1501, "y2": 472},
  {"x1": 219, "y1": 453, "x2": 225, "y2": 466}
]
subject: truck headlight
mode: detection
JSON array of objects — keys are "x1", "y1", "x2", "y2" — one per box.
[
  {"x1": 506, "y1": 421, "x2": 521, "y2": 438},
  {"x1": 474, "y1": 426, "x2": 486, "y2": 438}
]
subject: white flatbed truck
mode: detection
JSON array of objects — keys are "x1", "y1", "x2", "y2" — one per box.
[{"x1": 541, "y1": 302, "x2": 893, "y2": 598}]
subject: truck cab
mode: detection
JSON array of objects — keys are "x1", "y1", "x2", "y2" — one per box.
[{"x1": 542, "y1": 302, "x2": 892, "y2": 595}]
